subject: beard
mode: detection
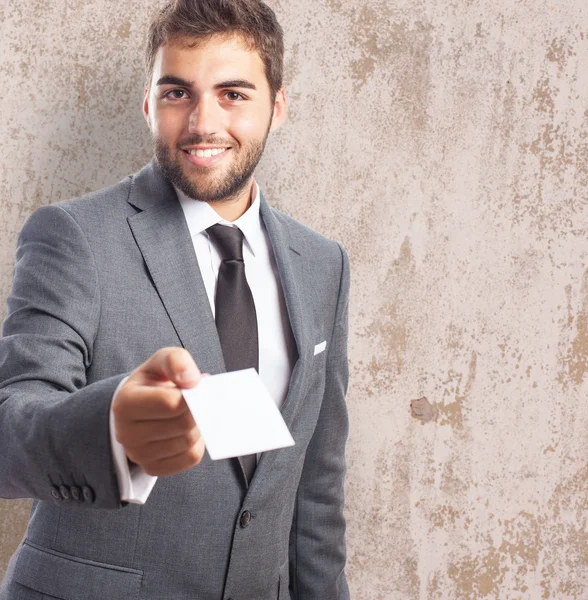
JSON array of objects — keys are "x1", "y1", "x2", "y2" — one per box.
[{"x1": 153, "y1": 125, "x2": 271, "y2": 204}]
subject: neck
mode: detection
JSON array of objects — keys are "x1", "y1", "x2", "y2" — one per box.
[{"x1": 209, "y1": 179, "x2": 255, "y2": 222}]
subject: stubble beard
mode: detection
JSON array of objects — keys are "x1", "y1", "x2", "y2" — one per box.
[{"x1": 153, "y1": 125, "x2": 271, "y2": 204}]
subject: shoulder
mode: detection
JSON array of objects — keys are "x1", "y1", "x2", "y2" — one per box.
[
  {"x1": 23, "y1": 174, "x2": 135, "y2": 237},
  {"x1": 264, "y1": 203, "x2": 347, "y2": 266},
  {"x1": 54, "y1": 175, "x2": 134, "y2": 220}
]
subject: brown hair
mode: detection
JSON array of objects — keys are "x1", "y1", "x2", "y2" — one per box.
[{"x1": 144, "y1": 0, "x2": 284, "y2": 94}]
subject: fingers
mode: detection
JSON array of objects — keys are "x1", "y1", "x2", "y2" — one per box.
[
  {"x1": 113, "y1": 384, "x2": 188, "y2": 421},
  {"x1": 114, "y1": 399, "x2": 205, "y2": 477},
  {"x1": 115, "y1": 409, "x2": 196, "y2": 446},
  {"x1": 141, "y1": 436, "x2": 206, "y2": 477},
  {"x1": 124, "y1": 426, "x2": 202, "y2": 467},
  {"x1": 111, "y1": 347, "x2": 208, "y2": 477},
  {"x1": 130, "y1": 347, "x2": 201, "y2": 389}
]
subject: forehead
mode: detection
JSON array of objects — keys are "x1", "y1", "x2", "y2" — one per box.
[{"x1": 151, "y1": 34, "x2": 267, "y2": 86}]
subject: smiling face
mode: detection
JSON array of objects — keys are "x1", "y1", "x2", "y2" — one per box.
[{"x1": 143, "y1": 34, "x2": 286, "y2": 214}]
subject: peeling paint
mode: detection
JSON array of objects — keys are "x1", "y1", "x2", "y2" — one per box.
[{"x1": 410, "y1": 396, "x2": 438, "y2": 423}]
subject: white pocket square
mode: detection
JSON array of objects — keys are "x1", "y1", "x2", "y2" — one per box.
[{"x1": 314, "y1": 341, "x2": 327, "y2": 356}]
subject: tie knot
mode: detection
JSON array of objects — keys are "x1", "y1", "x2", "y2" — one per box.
[{"x1": 206, "y1": 223, "x2": 245, "y2": 261}]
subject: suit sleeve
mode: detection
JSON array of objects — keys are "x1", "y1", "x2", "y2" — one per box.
[
  {"x1": 289, "y1": 242, "x2": 351, "y2": 599},
  {"x1": 0, "y1": 204, "x2": 126, "y2": 509}
]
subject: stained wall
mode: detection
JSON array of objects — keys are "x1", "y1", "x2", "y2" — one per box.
[{"x1": 1, "y1": 1, "x2": 587, "y2": 598}]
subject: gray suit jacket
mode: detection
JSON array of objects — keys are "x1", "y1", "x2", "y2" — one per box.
[{"x1": 0, "y1": 161, "x2": 350, "y2": 600}]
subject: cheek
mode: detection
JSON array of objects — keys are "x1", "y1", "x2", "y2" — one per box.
[
  {"x1": 228, "y1": 111, "x2": 269, "y2": 139},
  {"x1": 151, "y1": 108, "x2": 186, "y2": 139}
]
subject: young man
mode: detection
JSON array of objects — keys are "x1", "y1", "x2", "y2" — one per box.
[{"x1": 0, "y1": 1, "x2": 350, "y2": 599}]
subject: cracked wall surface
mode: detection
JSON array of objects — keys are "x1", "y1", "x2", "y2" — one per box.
[{"x1": 1, "y1": 0, "x2": 587, "y2": 598}]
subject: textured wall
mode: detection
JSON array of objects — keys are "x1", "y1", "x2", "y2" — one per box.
[{"x1": 1, "y1": 0, "x2": 587, "y2": 598}]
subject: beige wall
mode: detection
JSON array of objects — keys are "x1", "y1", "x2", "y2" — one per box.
[{"x1": 1, "y1": 0, "x2": 587, "y2": 598}]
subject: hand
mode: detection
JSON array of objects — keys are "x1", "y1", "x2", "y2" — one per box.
[{"x1": 112, "y1": 347, "x2": 206, "y2": 476}]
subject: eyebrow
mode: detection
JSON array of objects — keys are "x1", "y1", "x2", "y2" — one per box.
[
  {"x1": 155, "y1": 75, "x2": 257, "y2": 91},
  {"x1": 156, "y1": 75, "x2": 192, "y2": 87},
  {"x1": 214, "y1": 80, "x2": 257, "y2": 91}
]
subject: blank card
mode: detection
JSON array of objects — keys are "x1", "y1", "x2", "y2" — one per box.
[{"x1": 182, "y1": 368, "x2": 295, "y2": 460}]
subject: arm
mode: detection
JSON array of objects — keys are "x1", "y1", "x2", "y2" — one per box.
[
  {"x1": 289, "y1": 243, "x2": 351, "y2": 599},
  {"x1": 0, "y1": 205, "x2": 206, "y2": 508},
  {"x1": 0, "y1": 204, "x2": 124, "y2": 508}
]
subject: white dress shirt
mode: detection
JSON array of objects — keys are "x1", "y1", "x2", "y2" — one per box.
[{"x1": 109, "y1": 181, "x2": 296, "y2": 503}]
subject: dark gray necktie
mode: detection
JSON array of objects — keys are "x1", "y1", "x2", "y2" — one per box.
[{"x1": 206, "y1": 223, "x2": 258, "y2": 483}]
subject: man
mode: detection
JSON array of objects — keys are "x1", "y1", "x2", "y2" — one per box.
[{"x1": 0, "y1": 1, "x2": 350, "y2": 598}]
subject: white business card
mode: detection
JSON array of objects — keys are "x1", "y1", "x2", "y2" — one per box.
[{"x1": 182, "y1": 368, "x2": 295, "y2": 460}]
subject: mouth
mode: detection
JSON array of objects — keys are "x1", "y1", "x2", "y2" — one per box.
[{"x1": 182, "y1": 146, "x2": 230, "y2": 167}]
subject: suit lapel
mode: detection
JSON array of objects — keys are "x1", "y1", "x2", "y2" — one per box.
[
  {"x1": 126, "y1": 161, "x2": 226, "y2": 375},
  {"x1": 257, "y1": 195, "x2": 312, "y2": 463},
  {"x1": 259, "y1": 195, "x2": 309, "y2": 372}
]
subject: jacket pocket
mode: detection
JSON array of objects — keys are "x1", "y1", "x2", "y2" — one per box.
[{"x1": 13, "y1": 540, "x2": 142, "y2": 600}]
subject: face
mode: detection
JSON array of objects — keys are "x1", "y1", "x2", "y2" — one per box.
[{"x1": 143, "y1": 34, "x2": 286, "y2": 205}]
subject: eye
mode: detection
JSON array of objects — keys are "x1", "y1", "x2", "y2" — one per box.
[
  {"x1": 224, "y1": 91, "x2": 245, "y2": 101},
  {"x1": 163, "y1": 89, "x2": 188, "y2": 100}
]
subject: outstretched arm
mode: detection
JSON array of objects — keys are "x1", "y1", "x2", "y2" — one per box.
[{"x1": 0, "y1": 205, "x2": 124, "y2": 507}]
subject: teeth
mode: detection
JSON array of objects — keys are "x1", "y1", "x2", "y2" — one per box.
[{"x1": 188, "y1": 148, "x2": 227, "y2": 158}]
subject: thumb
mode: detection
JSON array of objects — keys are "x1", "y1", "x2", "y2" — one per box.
[{"x1": 135, "y1": 347, "x2": 201, "y2": 388}]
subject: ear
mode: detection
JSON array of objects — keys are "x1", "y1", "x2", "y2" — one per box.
[
  {"x1": 269, "y1": 88, "x2": 286, "y2": 132},
  {"x1": 142, "y1": 87, "x2": 152, "y2": 128}
]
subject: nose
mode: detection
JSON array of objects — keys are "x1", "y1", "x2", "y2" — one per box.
[{"x1": 188, "y1": 95, "x2": 222, "y2": 136}]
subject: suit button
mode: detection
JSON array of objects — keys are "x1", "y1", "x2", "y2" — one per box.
[
  {"x1": 59, "y1": 485, "x2": 71, "y2": 501},
  {"x1": 82, "y1": 485, "x2": 95, "y2": 503},
  {"x1": 70, "y1": 486, "x2": 82, "y2": 501},
  {"x1": 50, "y1": 486, "x2": 61, "y2": 500},
  {"x1": 239, "y1": 510, "x2": 251, "y2": 528}
]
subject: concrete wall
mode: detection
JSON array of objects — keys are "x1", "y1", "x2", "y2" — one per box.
[{"x1": 1, "y1": 0, "x2": 587, "y2": 597}]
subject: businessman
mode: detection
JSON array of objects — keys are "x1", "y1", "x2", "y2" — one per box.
[{"x1": 0, "y1": 1, "x2": 350, "y2": 598}]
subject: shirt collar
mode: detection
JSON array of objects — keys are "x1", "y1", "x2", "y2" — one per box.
[{"x1": 175, "y1": 181, "x2": 264, "y2": 257}]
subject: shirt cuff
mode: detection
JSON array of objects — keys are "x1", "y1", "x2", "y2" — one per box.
[{"x1": 109, "y1": 376, "x2": 158, "y2": 504}]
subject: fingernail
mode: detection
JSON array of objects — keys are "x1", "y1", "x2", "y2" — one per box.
[{"x1": 177, "y1": 368, "x2": 199, "y2": 383}]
